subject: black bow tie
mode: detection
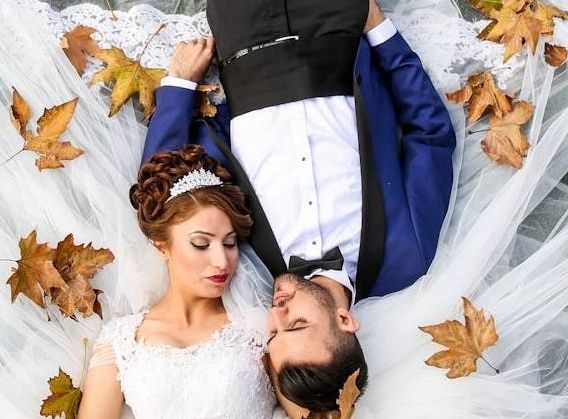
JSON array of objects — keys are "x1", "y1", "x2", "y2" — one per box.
[{"x1": 288, "y1": 246, "x2": 344, "y2": 278}]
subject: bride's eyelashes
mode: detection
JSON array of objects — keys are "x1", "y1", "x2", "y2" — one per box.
[{"x1": 189, "y1": 241, "x2": 237, "y2": 250}]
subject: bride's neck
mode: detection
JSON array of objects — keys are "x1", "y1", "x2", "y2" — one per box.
[{"x1": 153, "y1": 287, "x2": 226, "y2": 327}]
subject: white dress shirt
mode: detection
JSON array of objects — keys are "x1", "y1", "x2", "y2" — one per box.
[{"x1": 163, "y1": 19, "x2": 398, "y2": 301}]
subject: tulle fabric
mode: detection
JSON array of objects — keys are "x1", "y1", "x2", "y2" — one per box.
[{"x1": 0, "y1": 0, "x2": 567, "y2": 418}]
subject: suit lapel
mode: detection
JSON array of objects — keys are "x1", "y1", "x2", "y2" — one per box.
[{"x1": 201, "y1": 119, "x2": 287, "y2": 277}]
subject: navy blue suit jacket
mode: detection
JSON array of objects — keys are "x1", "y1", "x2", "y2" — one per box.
[{"x1": 142, "y1": 31, "x2": 456, "y2": 298}]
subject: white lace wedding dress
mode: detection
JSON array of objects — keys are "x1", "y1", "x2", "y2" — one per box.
[
  {"x1": 90, "y1": 309, "x2": 276, "y2": 419},
  {"x1": 0, "y1": 0, "x2": 567, "y2": 418}
]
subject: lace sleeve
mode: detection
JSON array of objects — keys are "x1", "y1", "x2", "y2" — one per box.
[{"x1": 88, "y1": 337, "x2": 117, "y2": 369}]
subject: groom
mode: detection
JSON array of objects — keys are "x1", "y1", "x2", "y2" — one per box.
[{"x1": 142, "y1": 0, "x2": 455, "y2": 412}]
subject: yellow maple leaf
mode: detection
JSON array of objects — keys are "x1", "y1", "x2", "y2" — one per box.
[
  {"x1": 9, "y1": 89, "x2": 83, "y2": 171},
  {"x1": 6, "y1": 230, "x2": 67, "y2": 308},
  {"x1": 469, "y1": 0, "x2": 504, "y2": 17},
  {"x1": 40, "y1": 368, "x2": 82, "y2": 419},
  {"x1": 91, "y1": 46, "x2": 166, "y2": 118},
  {"x1": 534, "y1": 2, "x2": 568, "y2": 35},
  {"x1": 479, "y1": 6, "x2": 519, "y2": 42},
  {"x1": 419, "y1": 297, "x2": 499, "y2": 379},
  {"x1": 60, "y1": 26, "x2": 100, "y2": 76},
  {"x1": 50, "y1": 234, "x2": 114, "y2": 317},
  {"x1": 501, "y1": 10, "x2": 543, "y2": 62},
  {"x1": 446, "y1": 72, "x2": 513, "y2": 123},
  {"x1": 10, "y1": 88, "x2": 30, "y2": 135},
  {"x1": 544, "y1": 43, "x2": 567, "y2": 67},
  {"x1": 481, "y1": 100, "x2": 534, "y2": 169}
]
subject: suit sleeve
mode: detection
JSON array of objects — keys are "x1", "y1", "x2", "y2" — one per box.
[
  {"x1": 141, "y1": 86, "x2": 198, "y2": 163},
  {"x1": 370, "y1": 32, "x2": 456, "y2": 265}
]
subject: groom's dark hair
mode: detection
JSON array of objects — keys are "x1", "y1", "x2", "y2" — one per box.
[{"x1": 277, "y1": 331, "x2": 368, "y2": 412}]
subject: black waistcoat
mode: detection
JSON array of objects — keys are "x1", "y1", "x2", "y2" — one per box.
[
  {"x1": 207, "y1": 0, "x2": 368, "y2": 117},
  {"x1": 205, "y1": 0, "x2": 386, "y2": 300}
]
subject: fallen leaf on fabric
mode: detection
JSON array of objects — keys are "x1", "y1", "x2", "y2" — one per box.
[
  {"x1": 469, "y1": 0, "x2": 504, "y2": 17},
  {"x1": 91, "y1": 46, "x2": 166, "y2": 118},
  {"x1": 51, "y1": 234, "x2": 114, "y2": 317},
  {"x1": 60, "y1": 26, "x2": 100, "y2": 75},
  {"x1": 544, "y1": 43, "x2": 567, "y2": 67},
  {"x1": 534, "y1": 2, "x2": 568, "y2": 35},
  {"x1": 40, "y1": 368, "x2": 82, "y2": 419},
  {"x1": 6, "y1": 230, "x2": 67, "y2": 308},
  {"x1": 501, "y1": 10, "x2": 543, "y2": 61},
  {"x1": 197, "y1": 84, "x2": 221, "y2": 117},
  {"x1": 337, "y1": 369, "x2": 360, "y2": 419},
  {"x1": 481, "y1": 100, "x2": 534, "y2": 168},
  {"x1": 446, "y1": 72, "x2": 513, "y2": 122},
  {"x1": 9, "y1": 89, "x2": 83, "y2": 171},
  {"x1": 419, "y1": 297, "x2": 499, "y2": 378}
]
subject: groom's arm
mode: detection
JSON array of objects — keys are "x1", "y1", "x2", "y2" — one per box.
[
  {"x1": 142, "y1": 38, "x2": 215, "y2": 163},
  {"x1": 366, "y1": 2, "x2": 456, "y2": 266}
]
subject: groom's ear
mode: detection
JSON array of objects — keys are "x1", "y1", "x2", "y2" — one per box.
[{"x1": 335, "y1": 307, "x2": 360, "y2": 333}]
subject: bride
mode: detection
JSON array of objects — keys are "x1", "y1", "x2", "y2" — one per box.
[
  {"x1": 0, "y1": 0, "x2": 567, "y2": 418},
  {"x1": 78, "y1": 146, "x2": 277, "y2": 418}
]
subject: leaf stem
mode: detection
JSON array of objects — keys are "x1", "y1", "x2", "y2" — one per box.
[
  {"x1": 105, "y1": 0, "x2": 117, "y2": 20},
  {"x1": 481, "y1": 355, "x2": 500, "y2": 374},
  {"x1": 80, "y1": 338, "x2": 88, "y2": 388},
  {"x1": 137, "y1": 23, "x2": 167, "y2": 63},
  {"x1": 0, "y1": 148, "x2": 24, "y2": 168},
  {"x1": 468, "y1": 128, "x2": 491, "y2": 135}
]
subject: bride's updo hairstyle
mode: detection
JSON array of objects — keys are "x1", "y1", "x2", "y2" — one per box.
[{"x1": 129, "y1": 145, "x2": 252, "y2": 243}]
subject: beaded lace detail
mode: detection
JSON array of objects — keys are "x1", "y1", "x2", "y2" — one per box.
[{"x1": 98, "y1": 311, "x2": 276, "y2": 419}]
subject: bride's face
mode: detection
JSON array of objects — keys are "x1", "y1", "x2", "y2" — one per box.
[{"x1": 157, "y1": 205, "x2": 240, "y2": 299}]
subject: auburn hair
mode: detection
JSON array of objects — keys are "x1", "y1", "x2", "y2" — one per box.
[{"x1": 129, "y1": 145, "x2": 252, "y2": 243}]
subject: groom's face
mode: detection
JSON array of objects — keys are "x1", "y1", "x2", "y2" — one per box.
[{"x1": 267, "y1": 274, "x2": 338, "y2": 372}]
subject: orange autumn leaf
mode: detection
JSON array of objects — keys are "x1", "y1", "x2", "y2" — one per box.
[
  {"x1": 544, "y1": 43, "x2": 567, "y2": 67},
  {"x1": 60, "y1": 26, "x2": 100, "y2": 75},
  {"x1": 51, "y1": 234, "x2": 114, "y2": 317},
  {"x1": 197, "y1": 84, "x2": 221, "y2": 117},
  {"x1": 420, "y1": 297, "x2": 499, "y2": 379},
  {"x1": 299, "y1": 369, "x2": 361, "y2": 419},
  {"x1": 91, "y1": 46, "x2": 166, "y2": 118},
  {"x1": 501, "y1": 10, "x2": 543, "y2": 61},
  {"x1": 481, "y1": 100, "x2": 534, "y2": 169},
  {"x1": 10, "y1": 88, "x2": 31, "y2": 135},
  {"x1": 40, "y1": 368, "x2": 82, "y2": 419},
  {"x1": 534, "y1": 2, "x2": 568, "y2": 35},
  {"x1": 6, "y1": 230, "x2": 67, "y2": 308},
  {"x1": 469, "y1": 0, "x2": 504, "y2": 17},
  {"x1": 9, "y1": 89, "x2": 83, "y2": 171},
  {"x1": 446, "y1": 72, "x2": 513, "y2": 123}
]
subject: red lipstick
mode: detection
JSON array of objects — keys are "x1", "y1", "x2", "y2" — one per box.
[{"x1": 208, "y1": 274, "x2": 229, "y2": 284}]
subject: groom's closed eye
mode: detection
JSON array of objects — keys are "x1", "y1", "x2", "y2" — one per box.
[{"x1": 267, "y1": 318, "x2": 310, "y2": 345}]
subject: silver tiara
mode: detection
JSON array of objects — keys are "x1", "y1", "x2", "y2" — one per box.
[{"x1": 165, "y1": 168, "x2": 223, "y2": 203}]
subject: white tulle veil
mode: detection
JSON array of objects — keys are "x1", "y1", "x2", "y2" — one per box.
[{"x1": 0, "y1": 0, "x2": 567, "y2": 417}]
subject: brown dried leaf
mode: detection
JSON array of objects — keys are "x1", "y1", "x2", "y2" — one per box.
[
  {"x1": 6, "y1": 230, "x2": 67, "y2": 308},
  {"x1": 419, "y1": 297, "x2": 499, "y2": 379},
  {"x1": 91, "y1": 46, "x2": 166, "y2": 118},
  {"x1": 501, "y1": 10, "x2": 543, "y2": 61},
  {"x1": 19, "y1": 97, "x2": 84, "y2": 171},
  {"x1": 60, "y1": 26, "x2": 100, "y2": 75},
  {"x1": 338, "y1": 370, "x2": 361, "y2": 419},
  {"x1": 479, "y1": 6, "x2": 519, "y2": 42},
  {"x1": 40, "y1": 368, "x2": 82, "y2": 419},
  {"x1": 11, "y1": 88, "x2": 30, "y2": 135},
  {"x1": 534, "y1": 2, "x2": 568, "y2": 35},
  {"x1": 447, "y1": 72, "x2": 513, "y2": 122},
  {"x1": 197, "y1": 84, "x2": 221, "y2": 118},
  {"x1": 469, "y1": 0, "x2": 504, "y2": 17},
  {"x1": 544, "y1": 43, "x2": 567, "y2": 67},
  {"x1": 481, "y1": 100, "x2": 534, "y2": 169},
  {"x1": 51, "y1": 234, "x2": 114, "y2": 317}
]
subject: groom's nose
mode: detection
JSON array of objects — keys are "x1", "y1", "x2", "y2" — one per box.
[{"x1": 268, "y1": 306, "x2": 289, "y2": 329}]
